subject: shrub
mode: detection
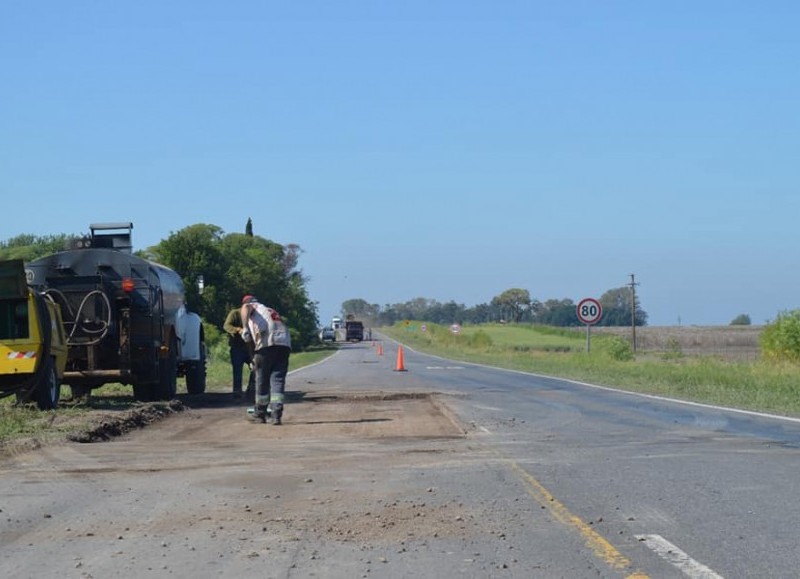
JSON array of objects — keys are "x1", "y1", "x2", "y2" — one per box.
[
  {"x1": 467, "y1": 330, "x2": 493, "y2": 349},
  {"x1": 605, "y1": 336, "x2": 634, "y2": 361},
  {"x1": 730, "y1": 314, "x2": 751, "y2": 326},
  {"x1": 203, "y1": 322, "x2": 228, "y2": 362},
  {"x1": 512, "y1": 345, "x2": 571, "y2": 353},
  {"x1": 662, "y1": 337, "x2": 684, "y2": 360},
  {"x1": 761, "y1": 310, "x2": 800, "y2": 363}
]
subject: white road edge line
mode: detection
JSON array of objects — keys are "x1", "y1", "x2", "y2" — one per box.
[
  {"x1": 635, "y1": 534, "x2": 724, "y2": 579},
  {"x1": 289, "y1": 348, "x2": 342, "y2": 375},
  {"x1": 393, "y1": 339, "x2": 800, "y2": 425}
]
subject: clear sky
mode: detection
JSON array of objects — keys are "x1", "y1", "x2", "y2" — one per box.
[{"x1": 2, "y1": 1, "x2": 798, "y2": 327}]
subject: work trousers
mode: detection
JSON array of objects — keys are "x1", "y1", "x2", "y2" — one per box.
[
  {"x1": 253, "y1": 346, "x2": 291, "y2": 412},
  {"x1": 230, "y1": 346, "x2": 253, "y2": 394}
]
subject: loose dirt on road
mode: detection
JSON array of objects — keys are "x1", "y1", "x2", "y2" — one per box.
[
  {"x1": 1, "y1": 390, "x2": 465, "y2": 455},
  {"x1": 2, "y1": 390, "x2": 532, "y2": 578}
]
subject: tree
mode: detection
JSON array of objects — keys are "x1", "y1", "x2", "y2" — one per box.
[
  {"x1": 491, "y1": 288, "x2": 531, "y2": 323},
  {"x1": 377, "y1": 304, "x2": 400, "y2": 326},
  {"x1": 150, "y1": 224, "x2": 319, "y2": 349},
  {"x1": 218, "y1": 233, "x2": 288, "y2": 313},
  {"x1": 537, "y1": 299, "x2": 579, "y2": 326},
  {"x1": 281, "y1": 272, "x2": 319, "y2": 349},
  {"x1": 391, "y1": 297, "x2": 437, "y2": 321},
  {"x1": 339, "y1": 284, "x2": 647, "y2": 329},
  {"x1": 282, "y1": 243, "x2": 303, "y2": 275},
  {"x1": 427, "y1": 300, "x2": 466, "y2": 324},
  {"x1": 150, "y1": 224, "x2": 228, "y2": 322},
  {"x1": 730, "y1": 314, "x2": 751, "y2": 326},
  {"x1": 597, "y1": 287, "x2": 647, "y2": 327},
  {"x1": 341, "y1": 298, "x2": 379, "y2": 321},
  {"x1": 0, "y1": 233, "x2": 79, "y2": 262},
  {"x1": 464, "y1": 303, "x2": 494, "y2": 324}
]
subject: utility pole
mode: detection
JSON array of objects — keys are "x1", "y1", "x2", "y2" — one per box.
[{"x1": 629, "y1": 274, "x2": 639, "y2": 354}]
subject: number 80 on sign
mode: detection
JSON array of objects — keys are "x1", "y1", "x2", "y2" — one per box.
[{"x1": 576, "y1": 298, "x2": 603, "y2": 325}]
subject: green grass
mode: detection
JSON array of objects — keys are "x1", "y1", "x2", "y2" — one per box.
[
  {"x1": 384, "y1": 323, "x2": 800, "y2": 418},
  {"x1": 0, "y1": 403, "x2": 101, "y2": 443}
]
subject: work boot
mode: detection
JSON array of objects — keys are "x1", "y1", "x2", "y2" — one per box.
[
  {"x1": 271, "y1": 405, "x2": 283, "y2": 426},
  {"x1": 248, "y1": 405, "x2": 268, "y2": 424}
]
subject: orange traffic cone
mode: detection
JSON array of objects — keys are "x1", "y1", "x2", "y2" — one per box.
[
  {"x1": 377, "y1": 343, "x2": 383, "y2": 356},
  {"x1": 394, "y1": 346, "x2": 407, "y2": 372}
]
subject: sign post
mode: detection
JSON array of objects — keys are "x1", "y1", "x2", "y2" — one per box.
[
  {"x1": 576, "y1": 298, "x2": 603, "y2": 352},
  {"x1": 449, "y1": 323, "x2": 461, "y2": 346}
]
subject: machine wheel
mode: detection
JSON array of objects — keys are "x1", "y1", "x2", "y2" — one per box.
[
  {"x1": 185, "y1": 343, "x2": 207, "y2": 395},
  {"x1": 34, "y1": 357, "x2": 60, "y2": 410},
  {"x1": 155, "y1": 337, "x2": 178, "y2": 400},
  {"x1": 133, "y1": 383, "x2": 155, "y2": 402}
]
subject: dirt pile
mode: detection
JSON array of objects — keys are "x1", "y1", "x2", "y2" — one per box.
[{"x1": 66, "y1": 399, "x2": 186, "y2": 442}]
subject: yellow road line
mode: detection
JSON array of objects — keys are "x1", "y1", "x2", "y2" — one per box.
[{"x1": 504, "y1": 458, "x2": 648, "y2": 579}]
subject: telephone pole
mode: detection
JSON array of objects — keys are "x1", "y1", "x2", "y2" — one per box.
[{"x1": 629, "y1": 274, "x2": 639, "y2": 353}]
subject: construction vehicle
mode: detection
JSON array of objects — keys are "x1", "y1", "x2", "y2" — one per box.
[
  {"x1": 24, "y1": 223, "x2": 206, "y2": 402},
  {"x1": 0, "y1": 259, "x2": 68, "y2": 409},
  {"x1": 345, "y1": 320, "x2": 364, "y2": 342}
]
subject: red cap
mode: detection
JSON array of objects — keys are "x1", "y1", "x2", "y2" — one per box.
[{"x1": 242, "y1": 295, "x2": 257, "y2": 305}]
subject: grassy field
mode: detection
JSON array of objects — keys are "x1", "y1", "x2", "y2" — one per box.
[
  {"x1": 381, "y1": 322, "x2": 800, "y2": 418},
  {"x1": 587, "y1": 325, "x2": 763, "y2": 361},
  {"x1": 0, "y1": 345, "x2": 337, "y2": 444}
]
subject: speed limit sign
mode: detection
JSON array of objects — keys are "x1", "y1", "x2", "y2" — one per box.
[{"x1": 576, "y1": 298, "x2": 603, "y2": 325}]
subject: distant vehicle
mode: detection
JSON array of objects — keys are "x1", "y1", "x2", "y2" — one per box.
[
  {"x1": 319, "y1": 327, "x2": 336, "y2": 342},
  {"x1": 331, "y1": 317, "x2": 342, "y2": 330},
  {"x1": 345, "y1": 320, "x2": 364, "y2": 342}
]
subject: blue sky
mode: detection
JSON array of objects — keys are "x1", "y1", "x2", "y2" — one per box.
[{"x1": 2, "y1": 1, "x2": 798, "y2": 326}]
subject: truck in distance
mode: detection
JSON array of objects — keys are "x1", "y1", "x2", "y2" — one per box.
[{"x1": 345, "y1": 320, "x2": 364, "y2": 342}]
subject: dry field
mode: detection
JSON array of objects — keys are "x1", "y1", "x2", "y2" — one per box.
[{"x1": 588, "y1": 325, "x2": 763, "y2": 360}]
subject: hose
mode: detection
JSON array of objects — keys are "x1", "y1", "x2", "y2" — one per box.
[
  {"x1": 49, "y1": 289, "x2": 112, "y2": 346},
  {"x1": 42, "y1": 288, "x2": 111, "y2": 346}
]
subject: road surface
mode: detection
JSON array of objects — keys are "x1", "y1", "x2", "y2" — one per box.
[{"x1": 3, "y1": 336, "x2": 800, "y2": 578}]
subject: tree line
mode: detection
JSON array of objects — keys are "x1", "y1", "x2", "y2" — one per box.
[
  {"x1": 341, "y1": 286, "x2": 649, "y2": 328},
  {"x1": 0, "y1": 222, "x2": 319, "y2": 350}
]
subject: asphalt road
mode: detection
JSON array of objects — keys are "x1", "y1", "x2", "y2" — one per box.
[
  {"x1": 387, "y1": 336, "x2": 800, "y2": 579},
  {"x1": 3, "y1": 335, "x2": 800, "y2": 578}
]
